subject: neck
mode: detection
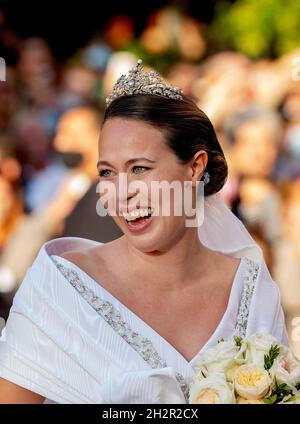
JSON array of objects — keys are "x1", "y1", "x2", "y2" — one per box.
[{"x1": 122, "y1": 229, "x2": 212, "y2": 292}]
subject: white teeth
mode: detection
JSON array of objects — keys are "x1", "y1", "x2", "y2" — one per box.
[{"x1": 122, "y1": 208, "x2": 153, "y2": 222}]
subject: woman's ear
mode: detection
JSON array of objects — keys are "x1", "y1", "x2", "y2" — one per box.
[{"x1": 191, "y1": 150, "x2": 208, "y2": 187}]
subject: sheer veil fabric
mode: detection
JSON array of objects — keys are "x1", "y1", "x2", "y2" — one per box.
[
  {"x1": 199, "y1": 193, "x2": 263, "y2": 262},
  {"x1": 0, "y1": 193, "x2": 288, "y2": 403}
]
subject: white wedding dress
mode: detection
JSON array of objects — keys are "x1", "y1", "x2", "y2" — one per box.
[{"x1": 0, "y1": 233, "x2": 288, "y2": 404}]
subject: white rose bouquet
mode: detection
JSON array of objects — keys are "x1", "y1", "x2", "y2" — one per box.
[{"x1": 189, "y1": 333, "x2": 300, "y2": 404}]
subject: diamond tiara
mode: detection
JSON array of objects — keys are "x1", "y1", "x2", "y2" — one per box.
[{"x1": 105, "y1": 59, "x2": 184, "y2": 107}]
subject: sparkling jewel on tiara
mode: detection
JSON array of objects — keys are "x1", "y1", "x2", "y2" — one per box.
[{"x1": 105, "y1": 59, "x2": 184, "y2": 107}]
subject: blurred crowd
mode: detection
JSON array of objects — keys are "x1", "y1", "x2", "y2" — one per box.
[{"x1": 0, "y1": 6, "x2": 300, "y2": 357}]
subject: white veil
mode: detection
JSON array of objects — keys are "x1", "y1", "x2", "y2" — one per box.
[
  {"x1": 198, "y1": 193, "x2": 263, "y2": 263},
  {"x1": 198, "y1": 192, "x2": 289, "y2": 348}
]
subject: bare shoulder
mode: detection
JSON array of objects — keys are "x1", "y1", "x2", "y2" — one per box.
[
  {"x1": 0, "y1": 377, "x2": 45, "y2": 404},
  {"x1": 58, "y1": 237, "x2": 124, "y2": 271}
]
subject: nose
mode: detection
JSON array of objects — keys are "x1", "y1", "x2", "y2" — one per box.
[
  {"x1": 118, "y1": 191, "x2": 140, "y2": 214},
  {"x1": 117, "y1": 174, "x2": 140, "y2": 213}
]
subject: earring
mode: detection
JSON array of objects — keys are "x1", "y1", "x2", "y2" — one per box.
[{"x1": 203, "y1": 171, "x2": 210, "y2": 186}]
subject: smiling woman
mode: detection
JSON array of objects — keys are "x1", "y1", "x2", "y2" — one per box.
[
  {"x1": 0, "y1": 59, "x2": 289, "y2": 404},
  {"x1": 97, "y1": 91, "x2": 228, "y2": 242}
]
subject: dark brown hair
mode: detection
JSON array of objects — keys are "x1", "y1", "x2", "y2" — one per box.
[{"x1": 102, "y1": 94, "x2": 228, "y2": 196}]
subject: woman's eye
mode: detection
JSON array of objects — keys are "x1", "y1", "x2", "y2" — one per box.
[
  {"x1": 98, "y1": 166, "x2": 149, "y2": 177},
  {"x1": 132, "y1": 166, "x2": 149, "y2": 174},
  {"x1": 99, "y1": 169, "x2": 112, "y2": 177}
]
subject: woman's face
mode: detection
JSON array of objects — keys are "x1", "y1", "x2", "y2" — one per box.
[{"x1": 98, "y1": 117, "x2": 201, "y2": 253}]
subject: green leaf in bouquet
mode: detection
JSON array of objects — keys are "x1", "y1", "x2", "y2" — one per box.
[
  {"x1": 265, "y1": 380, "x2": 293, "y2": 404},
  {"x1": 264, "y1": 344, "x2": 280, "y2": 371},
  {"x1": 264, "y1": 394, "x2": 277, "y2": 404},
  {"x1": 234, "y1": 336, "x2": 242, "y2": 347}
]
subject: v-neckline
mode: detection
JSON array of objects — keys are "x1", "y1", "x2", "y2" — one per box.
[{"x1": 50, "y1": 252, "x2": 246, "y2": 368}]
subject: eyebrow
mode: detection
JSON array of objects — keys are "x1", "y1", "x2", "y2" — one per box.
[{"x1": 96, "y1": 157, "x2": 156, "y2": 169}]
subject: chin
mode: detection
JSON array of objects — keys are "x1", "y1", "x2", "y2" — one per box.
[
  {"x1": 129, "y1": 228, "x2": 182, "y2": 255},
  {"x1": 126, "y1": 234, "x2": 162, "y2": 253},
  {"x1": 123, "y1": 222, "x2": 165, "y2": 252}
]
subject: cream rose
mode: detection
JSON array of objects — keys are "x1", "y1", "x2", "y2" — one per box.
[
  {"x1": 234, "y1": 364, "x2": 273, "y2": 400},
  {"x1": 189, "y1": 375, "x2": 235, "y2": 404}
]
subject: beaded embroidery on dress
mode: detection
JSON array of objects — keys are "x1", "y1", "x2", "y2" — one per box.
[
  {"x1": 234, "y1": 258, "x2": 260, "y2": 338},
  {"x1": 0, "y1": 235, "x2": 289, "y2": 404},
  {"x1": 50, "y1": 254, "x2": 260, "y2": 403},
  {"x1": 51, "y1": 256, "x2": 190, "y2": 402}
]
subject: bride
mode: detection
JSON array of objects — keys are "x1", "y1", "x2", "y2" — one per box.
[{"x1": 0, "y1": 60, "x2": 288, "y2": 404}]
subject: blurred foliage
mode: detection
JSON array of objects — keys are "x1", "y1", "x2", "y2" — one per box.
[{"x1": 210, "y1": 0, "x2": 300, "y2": 58}]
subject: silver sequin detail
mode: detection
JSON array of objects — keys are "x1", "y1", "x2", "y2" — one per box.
[
  {"x1": 51, "y1": 256, "x2": 190, "y2": 402},
  {"x1": 234, "y1": 257, "x2": 259, "y2": 338}
]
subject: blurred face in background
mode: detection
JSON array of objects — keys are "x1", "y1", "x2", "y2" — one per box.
[
  {"x1": 247, "y1": 61, "x2": 278, "y2": 107},
  {"x1": 238, "y1": 177, "x2": 275, "y2": 225},
  {"x1": 54, "y1": 108, "x2": 100, "y2": 156},
  {"x1": 167, "y1": 63, "x2": 200, "y2": 97},
  {"x1": 53, "y1": 107, "x2": 100, "y2": 174},
  {"x1": 193, "y1": 57, "x2": 250, "y2": 125},
  {"x1": 61, "y1": 66, "x2": 97, "y2": 101},
  {"x1": 14, "y1": 114, "x2": 51, "y2": 169},
  {"x1": 18, "y1": 38, "x2": 54, "y2": 84},
  {"x1": 17, "y1": 38, "x2": 56, "y2": 104},
  {"x1": 239, "y1": 177, "x2": 274, "y2": 206},
  {"x1": 233, "y1": 118, "x2": 278, "y2": 177}
]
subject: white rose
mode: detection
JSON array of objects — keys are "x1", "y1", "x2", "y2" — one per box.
[
  {"x1": 246, "y1": 333, "x2": 284, "y2": 367},
  {"x1": 189, "y1": 375, "x2": 235, "y2": 404},
  {"x1": 272, "y1": 351, "x2": 300, "y2": 390},
  {"x1": 234, "y1": 364, "x2": 273, "y2": 400},
  {"x1": 193, "y1": 340, "x2": 241, "y2": 379}
]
